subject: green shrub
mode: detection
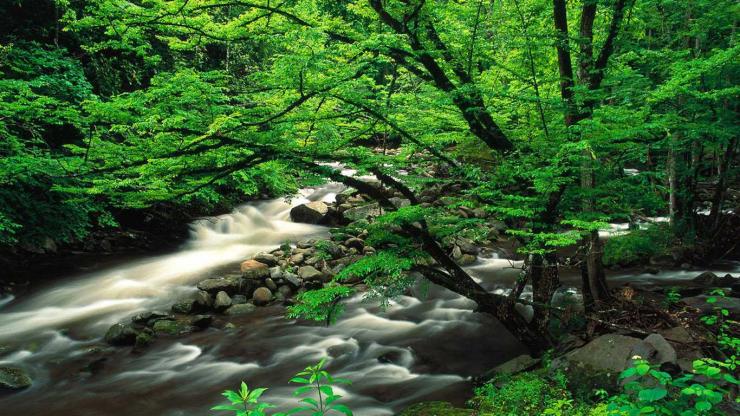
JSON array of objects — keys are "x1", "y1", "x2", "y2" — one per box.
[{"x1": 603, "y1": 224, "x2": 673, "y2": 266}]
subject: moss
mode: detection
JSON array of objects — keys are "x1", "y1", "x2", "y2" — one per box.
[{"x1": 398, "y1": 401, "x2": 476, "y2": 416}]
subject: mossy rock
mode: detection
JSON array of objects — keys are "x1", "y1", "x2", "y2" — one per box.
[
  {"x1": 0, "y1": 366, "x2": 32, "y2": 391},
  {"x1": 397, "y1": 401, "x2": 475, "y2": 416}
]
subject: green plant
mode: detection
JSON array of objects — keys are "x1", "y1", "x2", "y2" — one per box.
[
  {"x1": 700, "y1": 289, "x2": 739, "y2": 357},
  {"x1": 602, "y1": 224, "x2": 673, "y2": 267},
  {"x1": 212, "y1": 359, "x2": 352, "y2": 416},
  {"x1": 607, "y1": 358, "x2": 738, "y2": 415},
  {"x1": 663, "y1": 287, "x2": 682, "y2": 307}
]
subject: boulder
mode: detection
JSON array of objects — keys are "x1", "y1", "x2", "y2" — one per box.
[
  {"x1": 456, "y1": 238, "x2": 479, "y2": 255},
  {"x1": 214, "y1": 291, "x2": 232, "y2": 312},
  {"x1": 717, "y1": 273, "x2": 737, "y2": 286},
  {"x1": 104, "y1": 323, "x2": 138, "y2": 346},
  {"x1": 171, "y1": 299, "x2": 198, "y2": 314},
  {"x1": 389, "y1": 197, "x2": 411, "y2": 208},
  {"x1": 563, "y1": 334, "x2": 642, "y2": 373},
  {"x1": 194, "y1": 290, "x2": 213, "y2": 309},
  {"x1": 290, "y1": 201, "x2": 329, "y2": 224},
  {"x1": 0, "y1": 367, "x2": 32, "y2": 391},
  {"x1": 231, "y1": 294, "x2": 248, "y2": 305},
  {"x1": 298, "y1": 265, "x2": 323, "y2": 281},
  {"x1": 289, "y1": 253, "x2": 304, "y2": 265},
  {"x1": 630, "y1": 334, "x2": 677, "y2": 365},
  {"x1": 197, "y1": 276, "x2": 242, "y2": 294},
  {"x1": 264, "y1": 278, "x2": 278, "y2": 291},
  {"x1": 252, "y1": 287, "x2": 273, "y2": 305},
  {"x1": 253, "y1": 253, "x2": 278, "y2": 267},
  {"x1": 483, "y1": 354, "x2": 539, "y2": 377},
  {"x1": 240, "y1": 260, "x2": 270, "y2": 279},
  {"x1": 278, "y1": 285, "x2": 293, "y2": 298},
  {"x1": 342, "y1": 203, "x2": 381, "y2": 221},
  {"x1": 134, "y1": 331, "x2": 154, "y2": 349},
  {"x1": 225, "y1": 303, "x2": 257, "y2": 315}
]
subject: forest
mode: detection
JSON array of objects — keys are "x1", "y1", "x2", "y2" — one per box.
[{"x1": 0, "y1": 0, "x2": 738, "y2": 415}]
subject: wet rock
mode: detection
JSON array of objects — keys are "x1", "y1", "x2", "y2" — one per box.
[
  {"x1": 104, "y1": 323, "x2": 138, "y2": 346},
  {"x1": 152, "y1": 320, "x2": 192, "y2": 335},
  {"x1": 171, "y1": 299, "x2": 198, "y2": 314},
  {"x1": 264, "y1": 278, "x2": 278, "y2": 291},
  {"x1": 134, "y1": 331, "x2": 154, "y2": 349},
  {"x1": 190, "y1": 314, "x2": 213, "y2": 329},
  {"x1": 240, "y1": 260, "x2": 270, "y2": 279},
  {"x1": 362, "y1": 245, "x2": 376, "y2": 254},
  {"x1": 297, "y1": 240, "x2": 315, "y2": 249},
  {"x1": 252, "y1": 287, "x2": 273, "y2": 305},
  {"x1": 283, "y1": 273, "x2": 302, "y2": 288},
  {"x1": 658, "y1": 326, "x2": 694, "y2": 344},
  {"x1": 290, "y1": 201, "x2": 329, "y2": 224},
  {"x1": 289, "y1": 253, "x2": 304, "y2": 265},
  {"x1": 278, "y1": 285, "x2": 292, "y2": 298},
  {"x1": 269, "y1": 266, "x2": 284, "y2": 280},
  {"x1": 231, "y1": 294, "x2": 248, "y2": 305},
  {"x1": 298, "y1": 265, "x2": 323, "y2": 281},
  {"x1": 344, "y1": 237, "x2": 365, "y2": 251},
  {"x1": 456, "y1": 238, "x2": 479, "y2": 255},
  {"x1": 197, "y1": 276, "x2": 242, "y2": 294},
  {"x1": 214, "y1": 291, "x2": 232, "y2": 312},
  {"x1": 451, "y1": 245, "x2": 462, "y2": 259},
  {"x1": 456, "y1": 254, "x2": 477, "y2": 266},
  {"x1": 717, "y1": 273, "x2": 737, "y2": 286},
  {"x1": 693, "y1": 271, "x2": 718, "y2": 286},
  {"x1": 318, "y1": 241, "x2": 342, "y2": 258},
  {"x1": 224, "y1": 322, "x2": 237, "y2": 330},
  {"x1": 253, "y1": 253, "x2": 278, "y2": 267},
  {"x1": 225, "y1": 303, "x2": 256, "y2": 315},
  {"x1": 131, "y1": 311, "x2": 170, "y2": 325},
  {"x1": 0, "y1": 367, "x2": 32, "y2": 391},
  {"x1": 335, "y1": 187, "x2": 358, "y2": 205},
  {"x1": 194, "y1": 290, "x2": 213, "y2": 309}
]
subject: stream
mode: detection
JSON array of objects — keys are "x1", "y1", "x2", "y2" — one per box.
[{"x1": 0, "y1": 183, "x2": 738, "y2": 416}]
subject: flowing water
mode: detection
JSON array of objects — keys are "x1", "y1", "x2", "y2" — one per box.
[{"x1": 1, "y1": 183, "x2": 738, "y2": 416}]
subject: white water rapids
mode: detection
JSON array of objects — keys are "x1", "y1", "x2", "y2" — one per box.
[{"x1": 0, "y1": 183, "x2": 524, "y2": 415}]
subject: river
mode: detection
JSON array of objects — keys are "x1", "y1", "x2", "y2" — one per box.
[{"x1": 0, "y1": 183, "x2": 737, "y2": 415}]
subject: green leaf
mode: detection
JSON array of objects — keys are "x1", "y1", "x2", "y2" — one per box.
[{"x1": 638, "y1": 387, "x2": 667, "y2": 402}]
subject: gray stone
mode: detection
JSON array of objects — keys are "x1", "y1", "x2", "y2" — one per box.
[
  {"x1": 269, "y1": 266, "x2": 284, "y2": 279},
  {"x1": 564, "y1": 334, "x2": 641, "y2": 373},
  {"x1": 630, "y1": 334, "x2": 677, "y2": 365},
  {"x1": 456, "y1": 238, "x2": 479, "y2": 255},
  {"x1": 290, "y1": 201, "x2": 329, "y2": 224},
  {"x1": 0, "y1": 367, "x2": 32, "y2": 391},
  {"x1": 197, "y1": 276, "x2": 242, "y2": 294},
  {"x1": 344, "y1": 237, "x2": 365, "y2": 251},
  {"x1": 253, "y1": 253, "x2": 278, "y2": 267},
  {"x1": 252, "y1": 287, "x2": 273, "y2": 305},
  {"x1": 692, "y1": 271, "x2": 718, "y2": 286},
  {"x1": 389, "y1": 197, "x2": 411, "y2": 208},
  {"x1": 131, "y1": 311, "x2": 170, "y2": 324},
  {"x1": 225, "y1": 303, "x2": 257, "y2": 315},
  {"x1": 289, "y1": 253, "x2": 304, "y2": 265},
  {"x1": 451, "y1": 245, "x2": 462, "y2": 259},
  {"x1": 240, "y1": 260, "x2": 270, "y2": 279},
  {"x1": 104, "y1": 323, "x2": 138, "y2": 346},
  {"x1": 171, "y1": 300, "x2": 197, "y2": 314},
  {"x1": 194, "y1": 290, "x2": 213, "y2": 309},
  {"x1": 485, "y1": 354, "x2": 539, "y2": 377},
  {"x1": 214, "y1": 291, "x2": 232, "y2": 312},
  {"x1": 265, "y1": 278, "x2": 278, "y2": 291},
  {"x1": 278, "y1": 285, "x2": 293, "y2": 298},
  {"x1": 343, "y1": 203, "x2": 381, "y2": 221},
  {"x1": 298, "y1": 265, "x2": 323, "y2": 281},
  {"x1": 283, "y1": 272, "x2": 302, "y2": 288}
]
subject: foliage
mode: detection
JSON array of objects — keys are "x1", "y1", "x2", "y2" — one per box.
[
  {"x1": 212, "y1": 359, "x2": 352, "y2": 416},
  {"x1": 603, "y1": 224, "x2": 674, "y2": 267}
]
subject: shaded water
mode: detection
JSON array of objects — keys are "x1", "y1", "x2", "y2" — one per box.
[{"x1": 1, "y1": 183, "x2": 737, "y2": 415}]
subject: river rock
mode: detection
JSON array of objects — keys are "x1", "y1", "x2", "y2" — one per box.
[
  {"x1": 231, "y1": 294, "x2": 247, "y2": 305},
  {"x1": 278, "y1": 285, "x2": 293, "y2": 298},
  {"x1": 190, "y1": 314, "x2": 213, "y2": 329},
  {"x1": 253, "y1": 253, "x2": 278, "y2": 267},
  {"x1": 264, "y1": 278, "x2": 278, "y2": 291},
  {"x1": 457, "y1": 254, "x2": 477, "y2": 266},
  {"x1": 104, "y1": 323, "x2": 139, "y2": 346},
  {"x1": 297, "y1": 240, "x2": 315, "y2": 249},
  {"x1": 131, "y1": 311, "x2": 170, "y2": 325},
  {"x1": 344, "y1": 237, "x2": 364, "y2": 251},
  {"x1": 152, "y1": 319, "x2": 192, "y2": 335},
  {"x1": 171, "y1": 299, "x2": 198, "y2": 314},
  {"x1": 194, "y1": 290, "x2": 213, "y2": 309},
  {"x1": 290, "y1": 201, "x2": 329, "y2": 224},
  {"x1": 0, "y1": 367, "x2": 32, "y2": 391},
  {"x1": 214, "y1": 291, "x2": 232, "y2": 312},
  {"x1": 252, "y1": 287, "x2": 273, "y2": 305},
  {"x1": 717, "y1": 273, "x2": 737, "y2": 286},
  {"x1": 269, "y1": 266, "x2": 284, "y2": 279},
  {"x1": 134, "y1": 331, "x2": 154, "y2": 349},
  {"x1": 456, "y1": 238, "x2": 479, "y2": 255},
  {"x1": 197, "y1": 276, "x2": 242, "y2": 294},
  {"x1": 289, "y1": 253, "x2": 304, "y2": 265},
  {"x1": 335, "y1": 187, "x2": 358, "y2": 204},
  {"x1": 240, "y1": 260, "x2": 270, "y2": 279},
  {"x1": 298, "y1": 266, "x2": 323, "y2": 281},
  {"x1": 225, "y1": 303, "x2": 257, "y2": 315},
  {"x1": 283, "y1": 272, "x2": 302, "y2": 288}
]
